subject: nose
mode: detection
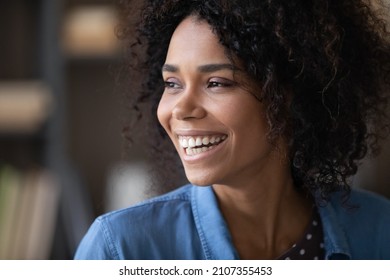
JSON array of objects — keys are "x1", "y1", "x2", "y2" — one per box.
[{"x1": 171, "y1": 88, "x2": 206, "y2": 120}]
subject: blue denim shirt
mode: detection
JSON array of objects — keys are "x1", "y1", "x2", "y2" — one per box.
[{"x1": 74, "y1": 184, "x2": 390, "y2": 260}]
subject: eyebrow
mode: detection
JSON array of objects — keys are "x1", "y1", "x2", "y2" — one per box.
[{"x1": 162, "y1": 63, "x2": 239, "y2": 73}]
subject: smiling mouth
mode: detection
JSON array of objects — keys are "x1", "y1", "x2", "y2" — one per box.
[{"x1": 178, "y1": 135, "x2": 227, "y2": 156}]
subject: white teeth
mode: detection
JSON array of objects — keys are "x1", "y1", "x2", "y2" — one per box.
[
  {"x1": 180, "y1": 138, "x2": 188, "y2": 148},
  {"x1": 185, "y1": 146, "x2": 213, "y2": 156},
  {"x1": 180, "y1": 136, "x2": 224, "y2": 148},
  {"x1": 180, "y1": 134, "x2": 228, "y2": 156},
  {"x1": 188, "y1": 138, "x2": 196, "y2": 148}
]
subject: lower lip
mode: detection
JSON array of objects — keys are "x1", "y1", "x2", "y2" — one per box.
[{"x1": 180, "y1": 140, "x2": 227, "y2": 163}]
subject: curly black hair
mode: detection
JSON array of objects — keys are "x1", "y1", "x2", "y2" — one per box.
[{"x1": 116, "y1": 0, "x2": 390, "y2": 201}]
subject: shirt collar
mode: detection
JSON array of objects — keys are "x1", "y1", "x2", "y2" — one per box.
[
  {"x1": 191, "y1": 185, "x2": 352, "y2": 260},
  {"x1": 317, "y1": 200, "x2": 352, "y2": 259},
  {"x1": 191, "y1": 185, "x2": 239, "y2": 260}
]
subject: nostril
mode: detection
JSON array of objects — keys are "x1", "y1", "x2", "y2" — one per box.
[{"x1": 172, "y1": 103, "x2": 206, "y2": 120}]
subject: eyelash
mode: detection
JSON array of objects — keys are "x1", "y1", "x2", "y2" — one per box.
[
  {"x1": 163, "y1": 78, "x2": 236, "y2": 91},
  {"x1": 207, "y1": 80, "x2": 233, "y2": 88},
  {"x1": 164, "y1": 81, "x2": 180, "y2": 89}
]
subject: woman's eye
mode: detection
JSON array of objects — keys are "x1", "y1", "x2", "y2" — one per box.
[
  {"x1": 163, "y1": 77, "x2": 182, "y2": 90},
  {"x1": 207, "y1": 78, "x2": 235, "y2": 88},
  {"x1": 164, "y1": 81, "x2": 179, "y2": 88},
  {"x1": 208, "y1": 81, "x2": 223, "y2": 87}
]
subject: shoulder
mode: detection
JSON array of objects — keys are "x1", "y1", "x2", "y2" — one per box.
[
  {"x1": 75, "y1": 184, "x2": 201, "y2": 259},
  {"x1": 96, "y1": 184, "x2": 195, "y2": 236},
  {"x1": 329, "y1": 188, "x2": 390, "y2": 218},
  {"x1": 101, "y1": 183, "x2": 194, "y2": 223},
  {"x1": 323, "y1": 188, "x2": 390, "y2": 259},
  {"x1": 332, "y1": 188, "x2": 390, "y2": 236}
]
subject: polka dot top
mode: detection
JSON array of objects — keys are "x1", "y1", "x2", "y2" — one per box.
[{"x1": 277, "y1": 207, "x2": 325, "y2": 260}]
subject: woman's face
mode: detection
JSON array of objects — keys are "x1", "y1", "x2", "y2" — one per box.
[{"x1": 158, "y1": 16, "x2": 281, "y2": 187}]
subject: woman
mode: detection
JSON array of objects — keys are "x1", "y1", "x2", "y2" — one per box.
[{"x1": 75, "y1": 0, "x2": 390, "y2": 259}]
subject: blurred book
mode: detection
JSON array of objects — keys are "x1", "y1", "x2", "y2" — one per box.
[
  {"x1": 0, "y1": 166, "x2": 60, "y2": 259},
  {"x1": 0, "y1": 81, "x2": 52, "y2": 134},
  {"x1": 0, "y1": 166, "x2": 22, "y2": 259},
  {"x1": 24, "y1": 170, "x2": 60, "y2": 259},
  {"x1": 9, "y1": 170, "x2": 37, "y2": 259},
  {"x1": 62, "y1": 5, "x2": 120, "y2": 57}
]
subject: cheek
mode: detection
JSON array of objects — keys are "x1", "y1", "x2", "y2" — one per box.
[
  {"x1": 215, "y1": 98, "x2": 260, "y2": 125},
  {"x1": 157, "y1": 96, "x2": 171, "y2": 131},
  {"x1": 223, "y1": 101, "x2": 268, "y2": 137}
]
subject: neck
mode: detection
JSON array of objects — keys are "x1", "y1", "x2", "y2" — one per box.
[{"x1": 212, "y1": 166, "x2": 312, "y2": 259}]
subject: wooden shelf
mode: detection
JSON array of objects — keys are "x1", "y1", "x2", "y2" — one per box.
[
  {"x1": 61, "y1": 5, "x2": 120, "y2": 58},
  {"x1": 0, "y1": 80, "x2": 52, "y2": 134}
]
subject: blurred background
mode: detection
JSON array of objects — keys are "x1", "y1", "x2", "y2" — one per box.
[
  {"x1": 0, "y1": 0, "x2": 150, "y2": 259},
  {"x1": 0, "y1": 0, "x2": 389, "y2": 260}
]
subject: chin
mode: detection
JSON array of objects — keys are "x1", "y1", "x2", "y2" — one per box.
[{"x1": 185, "y1": 172, "x2": 216, "y2": 187}]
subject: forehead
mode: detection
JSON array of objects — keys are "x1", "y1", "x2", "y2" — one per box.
[{"x1": 165, "y1": 16, "x2": 230, "y2": 65}]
